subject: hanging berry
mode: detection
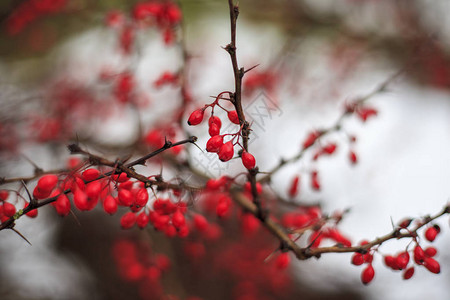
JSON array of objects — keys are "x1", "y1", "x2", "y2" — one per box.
[
  {"x1": 227, "y1": 110, "x2": 240, "y2": 124},
  {"x1": 218, "y1": 141, "x2": 234, "y2": 162},
  {"x1": 241, "y1": 151, "x2": 256, "y2": 169},
  {"x1": 187, "y1": 109, "x2": 204, "y2": 126},
  {"x1": 361, "y1": 264, "x2": 375, "y2": 285}
]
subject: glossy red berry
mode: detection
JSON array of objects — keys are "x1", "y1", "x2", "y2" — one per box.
[
  {"x1": 227, "y1": 110, "x2": 240, "y2": 124},
  {"x1": 425, "y1": 226, "x2": 438, "y2": 242},
  {"x1": 208, "y1": 115, "x2": 222, "y2": 128},
  {"x1": 103, "y1": 195, "x2": 118, "y2": 215},
  {"x1": 136, "y1": 213, "x2": 150, "y2": 228},
  {"x1": 351, "y1": 253, "x2": 364, "y2": 266},
  {"x1": 208, "y1": 123, "x2": 220, "y2": 136},
  {"x1": 414, "y1": 246, "x2": 425, "y2": 264},
  {"x1": 424, "y1": 247, "x2": 437, "y2": 257},
  {"x1": 54, "y1": 194, "x2": 71, "y2": 217},
  {"x1": 82, "y1": 168, "x2": 100, "y2": 181},
  {"x1": 171, "y1": 210, "x2": 185, "y2": 228},
  {"x1": 361, "y1": 264, "x2": 375, "y2": 285},
  {"x1": 206, "y1": 135, "x2": 224, "y2": 153},
  {"x1": 241, "y1": 151, "x2": 256, "y2": 169},
  {"x1": 118, "y1": 189, "x2": 134, "y2": 206},
  {"x1": 403, "y1": 267, "x2": 415, "y2": 280},
  {"x1": 73, "y1": 189, "x2": 89, "y2": 211},
  {"x1": 384, "y1": 255, "x2": 396, "y2": 269},
  {"x1": 396, "y1": 252, "x2": 410, "y2": 270},
  {"x1": 25, "y1": 202, "x2": 38, "y2": 218},
  {"x1": 35, "y1": 174, "x2": 58, "y2": 198},
  {"x1": 135, "y1": 189, "x2": 149, "y2": 207},
  {"x1": 423, "y1": 257, "x2": 440, "y2": 274},
  {"x1": 3, "y1": 202, "x2": 16, "y2": 217},
  {"x1": 218, "y1": 141, "x2": 234, "y2": 162},
  {"x1": 187, "y1": 109, "x2": 204, "y2": 126}
]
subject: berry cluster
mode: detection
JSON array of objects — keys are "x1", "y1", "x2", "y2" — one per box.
[
  {"x1": 187, "y1": 92, "x2": 256, "y2": 169},
  {"x1": 351, "y1": 220, "x2": 443, "y2": 285}
]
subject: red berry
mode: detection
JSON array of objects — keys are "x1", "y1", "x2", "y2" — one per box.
[
  {"x1": 357, "y1": 107, "x2": 378, "y2": 122},
  {"x1": 206, "y1": 135, "x2": 224, "y2": 153},
  {"x1": 363, "y1": 253, "x2": 373, "y2": 264},
  {"x1": 0, "y1": 190, "x2": 9, "y2": 201},
  {"x1": 322, "y1": 143, "x2": 337, "y2": 155},
  {"x1": 171, "y1": 210, "x2": 185, "y2": 228},
  {"x1": 36, "y1": 174, "x2": 58, "y2": 196},
  {"x1": 135, "y1": 189, "x2": 149, "y2": 207},
  {"x1": 423, "y1": 257, "x2": 440, "y2": 274},
  {"x1": 120, "y1": 212, "x2": 137, "y2": 229},
  {"x1": 112, "y1": 173, "x2": 129, "y2": 183},
  {"x1": 82, "y1": 168, "x2": 100, "y2": 181},
  {"x1": 311, "y1": 171, "x2": 320, "y2": 191},
  {"x1": 118, "y1": 189, "x2": 134, "y2": 206},
  {"x1": 361, "y1": 264, "x2": 375, "y2": 285},
  {"x1": 85, "y1": 181, "x2": 102, "y2": 200},
  {"x1": 414, "y1": 246, "x2": 425, "y2": 264},
  {"x1": 54, "y1": 194, "x2": 71, "y2": 217},
  {"x1": 136, "y1": 213, "x2": 150, "y2": 228},
  {"x1": 288, "y1": 176, "x2": 300, "y2": 198},
  {"x1": 218, "y1": 141, "x2": 234, "y2": 162},
  {"x1": 241, "y1": 151, "x2": 256, "y2": 169},
  {"x1": 425, "y1": 226, "x2": 438, "y2": 242},
  {"x1": 178, "y1": 225, "x2": 190, "y2": 238},
  {"x1": 227, "y1": 110, "x2": 240, "y2": 124},
  {"x1": 384, "y1": 255, "x2": 396, "y2": 269},
  {"x1": 208, "y1": 115, "x2": 222, "y2": 128},
  {"x1": 3, "y1": 202, "x2": 16, "y2": 217},
  {"x1": 208, "y1": 123, "x2": 220, "y2": 136},
  {"x1": 349, "y1": 151, "x2": 358, "y2": 164},
  {"x1": 103, "y1": 195, "x2": 118, "y2": 215},
  {"x1": 275, "y1": 253, "x2": 290, "y2": 270},
  {"x1": 216, "y1": 200, "x2": 230, "y2": 218},
  {"x1": 403, "y1": 267, "x2": 415, "y2": 280},
  {"x1": 302, "y1": 131, "x2": 320, "y2": 149},
  {"x1": 187, "y1": 109, "x2": 204, "y2": 126},
  {"x1": 424, "y1": 247, "x2": 437, "y2": 257},
  {"x1": 73, "y1": 189, "x2": 88, "y2": 211},
  {"x1": 351, "y1": 253, "x2": 364, "y2": 266},
  {"x1": 25, "y1": 202, "x2": 38, "y2": 218},
  {"x1": 396, "y1": 251, "x2": 410, "y2": 270}
]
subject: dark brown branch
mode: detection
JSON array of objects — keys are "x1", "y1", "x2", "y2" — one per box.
[{"x1": 0, "y1": 136, "x2": 200, "y2": 232}]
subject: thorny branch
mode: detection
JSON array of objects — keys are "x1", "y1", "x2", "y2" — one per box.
[
  {"x1": 225, "y1": 0, "x2": 265, "y2": 220},
  {"x1": 0, "y1": 136, "x2": 199, "y2": 231}
]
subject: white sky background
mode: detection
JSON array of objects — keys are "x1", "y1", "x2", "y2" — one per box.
[{"x1": 1, "y1": 1, "x2": 450, "y2": 299}]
